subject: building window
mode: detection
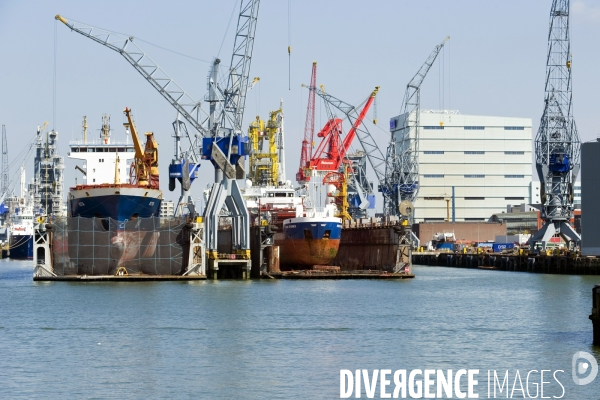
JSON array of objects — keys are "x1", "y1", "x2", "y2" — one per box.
[
  {"x1": 504, "y1": 126, "x2": 525, "y2": 130},
  {"x1": 465, "y1": 197, "x2": 485, "y2": 200},
  {"x1": 424, "y1": 197, "x2": 444, "y2": 200},
  {"x1": 464, "y1": 126, "x2": 485, "y2": 130},
  {"x1": 505, "y1": 151, "x2": 524, "y2": 155},
  {"x1": 424, "y1": 151, "x2": 444, "y2": 154},
  {"x1": 505, "y1": 175, "x2": 524, "y2": 178},
  {"x1": 423, "y1": 126, "x2": 444, "y2": 130},
  {"x1": 423, "y1": 174, "x2": 444, "y2": 178},
  {"x1": 464, "y1": 174, "x2": 485, "y2": 178},
  {"x1": 464, "y1": 151, "x2": 484, "y2": 155},
  {"x1": 505, "y1": 197, "x2": 524, "y2": 200},
  {"x1": 465, "y1": 218, "x2": 485, "y2": 221}
]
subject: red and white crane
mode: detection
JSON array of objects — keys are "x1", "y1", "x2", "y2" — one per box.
[
  {"x1": 309, "y1": 86, "x2": 378, "y2": 174},
  {"x1": 296, "y1": 62, "x2": 317, "y2": 184}
]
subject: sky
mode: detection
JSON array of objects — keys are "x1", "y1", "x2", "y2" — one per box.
[{"x1": 0, "y1": 0, "x2": 599, "y2": 207}]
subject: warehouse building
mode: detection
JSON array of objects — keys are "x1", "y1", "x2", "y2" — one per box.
[
  {"x1": 581, "y1": 140, "x2": 600, "y2": 255},
  {"x1": 390, "y1": 110, "x2": 532, "y2": 222}
]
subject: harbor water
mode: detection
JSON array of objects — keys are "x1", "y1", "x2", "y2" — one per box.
[{"x1": 1, "y1": 258, "x2": 598, "y2": 398}]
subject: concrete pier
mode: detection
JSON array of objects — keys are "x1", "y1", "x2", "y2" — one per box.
[
  {"x1": 591, "y1": 285, "x2": 600, "y2": 345},
  {"x1": 413, "y1": 251, "x2": 600, "y2": 275}
]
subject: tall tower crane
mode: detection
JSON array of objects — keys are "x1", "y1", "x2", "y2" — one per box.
[
  {"x1": 296, "y1": 62, "x2": 317, "y2": 184},
  {"x1": 56, "y1": 0, "x2": 260, "y2": 260},
  {"x1": 529, "y1": 0, "x2": 580, "y2": 250},
  {"x1": 388, "y1": 36, "x2": 449, "y2": 215}
]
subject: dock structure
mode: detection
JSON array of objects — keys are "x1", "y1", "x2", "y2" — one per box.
[
  {"x1": 333, "y1": 219, "x2": 413, "y2": 274},
  {"x1": 592, "y1": 285, "x2": 600, "y2": 345},
  {"x1": 33, "y1": 216, "x2": 207, "y2": 281},
  {"x1": 413, "y1": 251, "x2": 600, "y2": 275},
  {"x1": 32, "y1": 215, "x2": 419, "y2": 281}
]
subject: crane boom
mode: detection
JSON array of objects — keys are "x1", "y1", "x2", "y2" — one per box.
[
  {"x1": 387, "y1": 36, "x2": 449, "y2": 215},
  {"x1": 219, "y1": 0, "x2": 260, "y2": 135},
  {"x1": 314, "y1": 87, "x2": 388, "y2": 191},
  {"x1": 123, "y1": 108, "x2": 145, "y2": 160},
  {"x1": 55, "y1": 14, "x2": 205, "y2": 163},
  {"x1": 309, "y1": 87, "x2": 379, "y2": 173},
  {"x1": 296, "y1": 62, "x2": 317, "y2": 183}
]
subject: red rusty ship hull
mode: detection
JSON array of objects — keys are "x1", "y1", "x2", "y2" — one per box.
[
  {"x1": 275, "y1": 236, "x2": 341, "y2": 266},
  {"x1": 275, "y1": 216, "x2": 342, "y2": 267}
]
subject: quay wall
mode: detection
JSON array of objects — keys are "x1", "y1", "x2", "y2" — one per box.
[{"x1": 413, "y1": 252, "x2": 600, "y2": 275}]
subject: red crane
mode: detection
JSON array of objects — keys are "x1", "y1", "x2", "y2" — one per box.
[
  {"x1": 296, "y1": 62, "x2": 317, "y2": 183},
  {"x1": 309, "y1": 86, "x2": 379, "y2": 173}
]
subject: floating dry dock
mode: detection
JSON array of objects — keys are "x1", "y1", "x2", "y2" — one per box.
[{"x1": 32, "y1": 217, "x2": 414, "y2": 281}]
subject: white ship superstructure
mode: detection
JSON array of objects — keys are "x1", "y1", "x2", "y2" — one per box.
[{"x1": 67, "y1": 114, "x2": 135, "y2": 187}]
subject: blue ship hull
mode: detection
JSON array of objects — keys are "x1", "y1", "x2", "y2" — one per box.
[
  {"x1": 10, "y1": 234, "x2": 33, "y2": 259},
  {"x1": 69, "y1": 186, "x2": 162, "y2": 221},
  {"x1": 283, "y1": 220, "x2": 342, "y2": 240}
]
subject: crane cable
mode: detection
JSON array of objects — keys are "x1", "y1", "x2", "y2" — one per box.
[
  {"x1": 288, "y1": 0, "x2": 292, "y2": 90},
  {"x1": 53, "y1": 20, "x2": 57, "y2": 131},
  {"x1": 217, "y1": 0, "x2": 240, "y2": 59}
]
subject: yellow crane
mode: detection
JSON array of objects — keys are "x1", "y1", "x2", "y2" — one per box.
[
  {"x1": 122, "y1": 107, "x2": 159, "y2": 188},
  {"x1": 322, "y1": 170, "x2": 352, "y2": 221},
  {"x1": 248, "y1": 105, "x2": 283, "y2": 186}
]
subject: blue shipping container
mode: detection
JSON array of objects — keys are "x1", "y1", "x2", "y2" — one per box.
[{"x1": 492, "y1": 243, "x2": 515, "y2": 253}]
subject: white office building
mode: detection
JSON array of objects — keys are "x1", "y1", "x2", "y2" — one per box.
[
  {"x1": 390, "y1": 111, "x2": 532, "y2": 222},
  {"x1": 160, "y1": 200, "x2": 175, "y2": 218}
]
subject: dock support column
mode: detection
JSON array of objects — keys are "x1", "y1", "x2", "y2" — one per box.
[
  {"x1": 591, "y1": 285, "x2": 600, "y2": 345},
  {"x1": 242, "y1": 262, "x2": 251, "y2": 280},
  {"x1": 393, "y1": 223, "x2": 413, "y2": 274},
  {"x1": 33, "y1": 223, "x2": 56, "y2": 278},
  {"x1": 184, "y1": 222, "x2": 206, "y2": 276},
  {"x1": 209, "y1": 259, "x2": 219, "y2": 280}
]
